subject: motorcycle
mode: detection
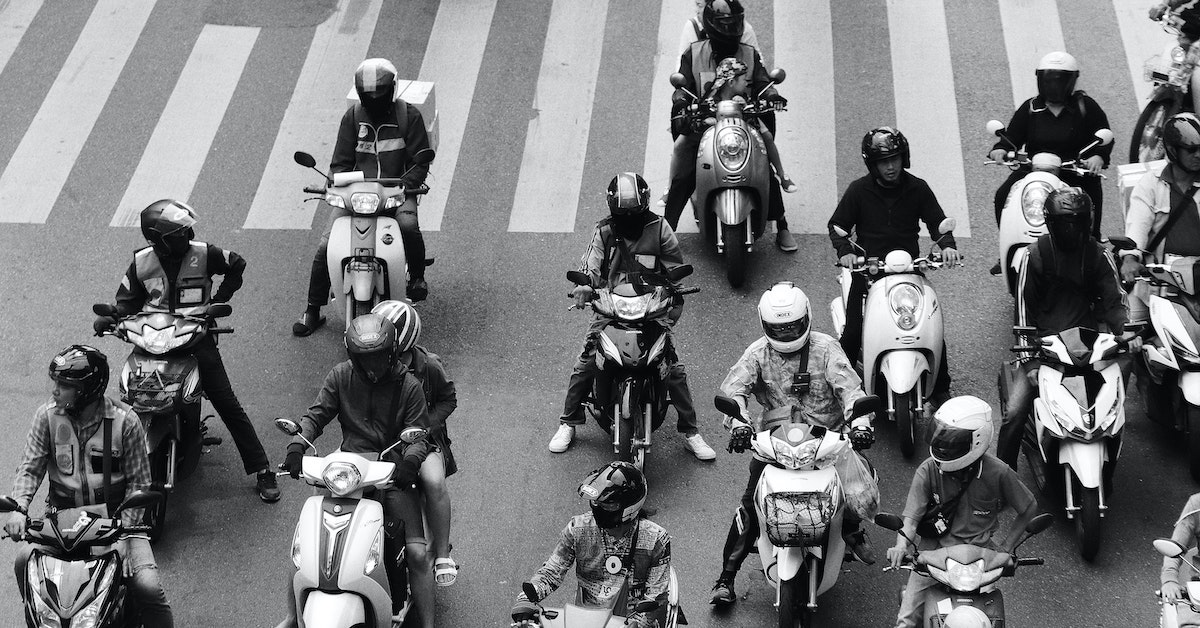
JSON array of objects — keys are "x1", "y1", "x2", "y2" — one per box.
[
  {"x1": 566, "y1": 266, "x2": 700, "y2": 470},
  {"x1": 1132, "y1": 13, "x2": 1198, "y2": 163},
  {"x1": 91, "y1": 302, "x2": 232, "y2": 541},
  {"x1": 668, "y1": 69, "x2": 785, "y2": 288},
  {"x1": 714, "y1": 394, "x2": 881, "y2": 628},
  {"x1": 274, "y1": 418, "x2": 428, "y2": 628},
  {"x1": 1001, "y1": 325, "x2": 1137, "y2": 561},
  {"x1": 1154, "y1": 537, "x2": 1200, "y2": 628},
  {"x1": 293, "y1": 148, "x2": 435, "y2": 328},
  {"x1": 512, "y1": 576, "x2": 686, "y2": 628},
  {"x1": 875, "y1": 511, "x2": 1053, "y2": 627},
  {"x1": 829, "y1": 219, "x2": 958, "y2": 458},
  {"x1": 985, "y1": 121, "x2": 1114, "y2": 295},
  {"x1": 0, "y1": 490, "x2": 162, "y2": 628}
]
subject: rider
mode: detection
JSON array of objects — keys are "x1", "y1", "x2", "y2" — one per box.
[
  {"x1": 549, "y1": 173, "x2": 715, "y2": 461},
  {"x1": 677, "y1": 0, "x2": 759, "y2": 57},
  {"x1": 371, "y1": 299, "x2": 459, "y2": 587},
  {"x1": 511, "y1": 462, "x2": 672, "y2": 628},
  {"x1": 1159, "y1": 491, "x2": 1200, "y2": 625},
  {"x1": 293, "y1": 57, "x2": 434, "y2": 336},
  {"x1": 828, "y1": 126, "x2": 960, "y2": 409},
  {"x1": 663, "y1": 0, "x2": 796, "y2": 252},
  {"x1": 94, "y1": 199, "x2": 280, "y2": 503},
  {"x1": 1149, "y1": 1, "x2": 1200, "y2": 117},
  {"x1": 709, "y1": 282, "x2": 877, "y2": 605},
  {"x1": 886, "y1": 396, "x2": 1038, "y2": 628},
  {"x1": 988, "y1": 51, "x2": 1112, "y2": 268},
  {"x1": 279, "y1": 313, "x2": 434, "y2": 628},
  {"x1": 998, "y1": 187, "x2": 1129, "y2": 470},
  {"x1": 6, "y1": 346, "x2": 173, "y2": 626}
]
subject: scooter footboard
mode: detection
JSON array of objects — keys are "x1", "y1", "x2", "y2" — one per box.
[
  {"x1": 921, "y1": 589, "x2": 1004, "y2": 627},
  {"x1": 302, "y1": 590, "x2": 366, "y2": 627},
  {"x1": 879, "y1": 351, "x2": 930, "y2": 394},
  {"x1": 1059, "y1": 440, "x2": 1106, "y2": 489}
]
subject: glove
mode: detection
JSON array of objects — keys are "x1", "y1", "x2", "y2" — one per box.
[
  {"x1": 764, "y1": 93, "x2": 787, "y2": 111},
  {"x1": 850, "y1": 426, "x2": 875, "y2": 450},
  {"x1": 511, "y1": 600, "x2": 539, "y2": 622},
  {"x1": 283, "y1": 445, "x2": 305, "y2": 479},
  {"x1": 728, "y1": 421, "x2": 753, "y2": 453},
  {"x1": 988, "y1": 148, "x2": 1008, "y2": 163},
  {"x1": 1120, "y1": 256, "x2": 1145, "y2": 283},
  {"x1": 4, "y1": 511, "x2": 26, "y2": 541},
  {"x1": 93, "y1": 315, "x2": 116, "y2": 336},
  {"x1": 391, "y1": 458, "x2": 421, "y2": 489},
  {"x1": 839, "y1": 253, "x2": 859, "y2": 268}
]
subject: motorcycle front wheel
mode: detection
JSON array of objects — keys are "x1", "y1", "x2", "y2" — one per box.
[
  {"x1": 146, "y1": 438, "x2": 174, "y2": 542},
  {"x1": 1073, "y1": 477, "x2": 1103, "y2": 562},
  {"x1": 1130, "y1": 99, "x2": 1176, "y2": 163},
  {"x1": 723, "y1": 222, "x2": 748, "y2": 288},
  {"x1": 778, "y1": 570, "x2": 816, "y2": 628},
  {"x1": 891, "y1": 390, "x2": 919, "y2": 459}
]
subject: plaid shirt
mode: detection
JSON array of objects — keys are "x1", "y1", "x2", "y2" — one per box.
[
  {"x1": 720, "y1": 332, "x2": 866, "y2": 430},
  {"x1": 12, "y1": 397, "x2": 151, "y2": 527},
  {"x1": 518, "y1": 514, "x2": 671, "y2": 627}
]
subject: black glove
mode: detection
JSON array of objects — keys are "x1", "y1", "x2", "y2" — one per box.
[
  {"x1": 511, "y1": 600, "x2": 539, "y2": 622},
  {"x1": 850, "y1": 426, "x2": 875, "y2": 451},
  {"x1": 391, "y1": 458, "x2": 421, "y2": 489},
  {"x1": 283, "y1": 445, "x2": 305, "y2": 479},
  {"x1": 765, "y1": 93, "x2": 788, "y2": 110},
  {"x1": 728, "y1": 423, "x2": 753, "y2": 453},
  {"x1": 93, "y1": 315, "x2": 116, "y2": 336}
]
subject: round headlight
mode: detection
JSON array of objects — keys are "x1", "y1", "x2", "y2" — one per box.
[
  {"x1": 888, "y1": 282, "x2": 923, "y2": 330},
  {"x1": 716, "y1": 128, "x2": 749, "y2": 169},
  {"x1": 1020, "y1": 182, "x2": 1053, "y2": 227},
  {"x1": 322, "y1": 462, "x2": 362, "y2": 496}
]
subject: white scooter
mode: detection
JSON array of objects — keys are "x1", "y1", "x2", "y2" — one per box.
[
  {"x1": 513, "y1": 575, "x2": 687, "y2": 628},
  {"x1": 1154, "y1": 537, "x2": 1200, "y2": 627},
  {"x1": 1003, "y1": 326, "x2": 1135, "y2": 562},
  {"x1": 293, "y1": 149, "x2": 434, "y2": 328},
  {"x1": 986, "y1": 121, "x2": 1114, "y2": 295},
  {"x1": 830, "y1": 219, "x2": 957, "y2": 458},
  {"x1": 715, "y1": 394, "x2": 881, "y2": 628},
  {"x1": 274, "y1": 418, "x2": 427, "y2": 628}
]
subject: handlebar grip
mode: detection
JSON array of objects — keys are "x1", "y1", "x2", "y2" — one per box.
[
  {"x1": 1016, "y1": 557, "x2": 1044, "y2": 566},
  {"x1": 408, "y1": 185, "x2": 430, "y2": 196},
  {"x1": 676, "y1": 286, "x2": 701, "y2": 296},
  {"x1": 211, "y1": 327, "x2": 234, "y2": 334},
  {"x1": 1011, "y1": 345, "x2": 1038, "y2": 353},
  {"x1": 303, "y1": 185, "x2": 326, "y2": 194}
]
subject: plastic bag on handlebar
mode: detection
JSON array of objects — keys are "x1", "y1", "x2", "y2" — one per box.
[{"x1": 835, "y1": 448, "x2": 880, "y2": 521}]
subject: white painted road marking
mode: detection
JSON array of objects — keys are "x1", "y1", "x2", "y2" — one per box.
[
  {"x1": 997, "y1": 0, "x2": 1064, "y2": 109},
  {"x1": 0, "y1": 0, "x2": 43, "y2": 78}
]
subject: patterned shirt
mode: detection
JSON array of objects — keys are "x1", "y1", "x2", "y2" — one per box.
[
  {"x1": 519, "y1": 514, "x2": 671, "y2": 627},
  {"x1": 1163, "y1": 493, "x2": 1200, "y2": 586},
  {"x1": 12, "y1": 397, "x2": 152, "y2": 527},
  {"x1": 720, "y1": 332, "x2": 866, "y2": 430}
]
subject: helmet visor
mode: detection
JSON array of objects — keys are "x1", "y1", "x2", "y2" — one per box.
[
  {"x1": 930, "y1": 423, "x2": 974, "y2": 463},
  {"x1": 1048, "y1": 217, "x2": 1090, "y2": 250},
  {"x1": 709, "y1": 12, "x2": 744, "y2": 38},
  {"x1": 351, "y1": 351, "x2": 393, "y2": 383},
  {"x1": 1036, "y1": 72, "x2": 1075, "y2": 104},
  {"x1": 763, "y1": 314, "x2": 809, "y2": 344}
]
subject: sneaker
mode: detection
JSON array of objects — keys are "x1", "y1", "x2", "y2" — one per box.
[
  {"x1": 709, "y1": 578, "x2": 736, "y2": 605},
  {"x1": 257, "y1": 471, "x2": 281, "y2": 503},
  {"x1": 548, "y1": 424, "x2": 575, "y2": 453},
  {"x1": 780, "y1": 177, "x2": 797, "y2": 193},
  {"x1": 776, "y1": 229, "x2": 798, "y2": 253},
  {"x1": 990, "y1": 261, "x2": 1002, "y2": 276},
  {"x1": 683, "y1": 433, "x2": 716, "y2": 461},
  {"x1": 844, "y1": 529, "x2": 876, "y2": 565},
  {"x1": 407, "y1": 278, "x2": 429, "y2": 302}
]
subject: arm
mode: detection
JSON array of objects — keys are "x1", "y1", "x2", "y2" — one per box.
[
  {"x1": 719, "y1": 345, "x2": 761, "y2": 417},
  {"x1": 423, "y1": 353, "x2": 457, "y2": 428},
  {"x1": 1081, "y1": 96, "x2": 1114, "y2": 166},
  {"x1": 1014, "y1": 248, "x2": 1040, "y2": 330},
  {"x1": 1094, "y1": 249, "x2": 1129, "y2": 333},
  {"x1": 823, "y1": 342, "x2": 867, "y2": 427},
  {"x1": 828, "y1": 188, "x2": 859, "y2": 259},
  {"x1": 397, "y1": 378, "x2": 432, "y2": 465},
  {"x1": 748, "y1": 49, "x2": 777, "y2": 100},
  {"x1": 917, "y1": 181, "x2": 957, "y2": 250},
  {"x1": 889, "y1": 462, "x2": 932, "y2": 566},
  {"x1": 578, "y1": 225, "x2": 608, "y2": 288},
  {"x1": 629, "y1": 533, "x2": 672, "y2": 626},
  {"x1": 113, "y1": 261, "x2": 148, "y2": 316},
  {"x1": 1125, "y1": 172, "x2": 1163, "y2": 255},
  {"x1": 330, "y1": 108, "x2": 358, "y2": 174},
  {"x1": 400, "y1": 104, "x2": 432, "y2": 188},
  {"x1": 518, "y1": 521, "x2": 578, "y2": 604},
  {"x1": 11, "y1": 409, "x2": 51, "y2": 513},
  {"x1": 120, "y1": 413, "x2": 154, "y2": 527},
  {"x1": 997, "y1": 467, "x2": 1039, "y2": 552},
  {"x1": 1164, "y1": 495, "x2": 1200, "y2": 587},
  {"x1": 671, "y1": 49, "x2": 698, "y2": 112},
  {"x1": 294, "y1": 368, "x2": 344, "y2": 448},
  {"x1": 656, "y1": 220, "x2": 685, "y2": 272},
  {"x1": 993, "y1": 104, "x2": 1029, "y2": 153},
  {"x1": 207, "y1": 245, "x2": 246, "y2": 304}
]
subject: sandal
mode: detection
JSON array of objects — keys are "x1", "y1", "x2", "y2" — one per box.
[
  {"x1": 434, "y1": 557, "x2": 458, "y2": 587},
  {"x1": 291, "y1": 312, "x2": 326, "y2": 337}
]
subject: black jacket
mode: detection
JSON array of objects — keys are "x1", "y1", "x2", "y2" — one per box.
[{"x1": 828, "y1": 172, "x2": 956, "y2": 259}]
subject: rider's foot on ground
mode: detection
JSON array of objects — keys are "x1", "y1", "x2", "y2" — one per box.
[
  {"x1": 780, "y1": 177, "x2": 797, "y2": 193},
  {"x1": 548, "y1": 424, "x2": 575, "y2": 453},
  {"x1": 407, "y1": 278, "x2": 429, "y2": 302},
  {"x1": 776, "y1": 229, "x2": 798, "y2": 252},
  {"x1": 709, "y1": 578, "x2": 736, "y2": 605},
  {"x1": 291, "y1": 311, "x2": 326, "y2": 337},
  {"x1": 845, "y1": 529, "x2": 876, "y2": 565},
  {"x1": 683, "y1": 433, "x2": 716, "y2": 461},
  {"x1": 434, "y1": 557, "x2": 458, "y2": 587},
  {"x1": 257, "y1": 471, "x2": 281, "y2": 503},
  {"x1": 990, "y1": 261, "x2": 1002, "y2": 276}
]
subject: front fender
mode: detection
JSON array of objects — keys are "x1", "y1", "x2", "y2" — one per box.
[
  {"x1": 301, "y1": 590, "x2": 366, "y2": 627},
  {"x1": 714, "y1": 188, "x2": 755, "y2": 226},
  {"x1": 879, "y1": 351, "x2": 930, "y2": 394},
  {"x1": 1059, "y1": 440, "x2": 1106, "y2": 489},
  {"x1": 775, "y1": 546, "x2": 805, "y2": 582},
  {"x1": 348, "y1": 267, "x2": 376, "y2": 302}
]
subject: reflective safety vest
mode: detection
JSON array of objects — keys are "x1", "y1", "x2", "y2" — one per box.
[
  {"x1": 688, "y1": 40, "x2": 757, "y2": 97},
  {"x1": 134, "y1": 242, "x2": 212, "y2": 316},
  {"x1": 46, "y1": 405, "x2": 129, "y2": 514},
  {"x1": 350, "y1": 103, "x2": 409, "y2": 178}
]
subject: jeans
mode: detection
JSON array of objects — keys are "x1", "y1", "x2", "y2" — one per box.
[
  {"x1": 661, "y1": 132, "x2": 787, "y2": 232},
  {"x1": 993, "y1": 167, "x2": 1104, "y2": 239},
  {"x1": 16, "y1": 537, "x2": 173, "y2": 627},
  {"x1": 306, "y1": 199, "x2": 424, "y2": 308},
  {"x1": 194, "y1": 336, "x2": 270, "y2": 474}
]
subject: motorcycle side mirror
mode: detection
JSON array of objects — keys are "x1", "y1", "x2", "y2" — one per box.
[
  {"x1": 411, "y1": 147, "x2": 436, "y2": 166},
  {"x1": 92, "y1": 303, "x2": 117, "y2": 317},
  {"x1": 566, "y1": 270, "x2": 591, "y2": 286},
  {"x1": 832, "y1": 225, "x2": 850, "y2": 238},
  {"x1": 293, "y1": 151, "x2": 317, "y2": 168},
  {"x1": 274, "y1": 418, "x2": 303, "y2": 436},
  {"x1": 874, "y1": 512, "x2": 904, "y2": 531},
  {"x1": 667, "y1": 264, "x2": 694, "y2": 281},
  {"x1": 399, "y1": 427, "x2": 428, "y2": 444},
  {"x1": 1106, "y1": 236, "x2": 1136, "y2": 251},
  {"x1": 669, "y1": 73, "x2": 688, "y2": 89},
  {"x1": 522, "y1": 582, "x2": 541, "y2": 604},
  {"x1": 986, "y1": 120, "x2": 1006, "y2": 136},
  {"x1": 1155, "y1": 538, "x2": 1188, "y2": 559},
  {"x1": 1094, "y1": 129, "x2": 1115, "y2": 146},
  {"x1": 1025, "y1": 512, "x2": 1054, "y2": 535},
  {"x1": 767, "y1": 68, "x2": 786, "y2": 84},
  {"x1": 115, "y1": 490, "x2": 164, "y2": 513},
  {"x1": 937, "y1": 218, "x2": 957, "y2": 235},
  {"x1": 714, "y1": 394, "x2": 742, "y2": 417},
  {"x1": 632, "y1": 600, "x2": 662, "y2": 614},
  {"x1": 850, "y1": 395, "x2": 882, "y2": 418},
  {"x1": 207, "y1": 303, "x2": 233, "y2": 318},
  {"x1": 0, "y1": 496, "x2": 21, "y2": 514}
]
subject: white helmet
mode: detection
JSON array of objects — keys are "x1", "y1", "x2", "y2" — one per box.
[
  {"x1": 943, "y1": 605, "x2": 990, "y2": 628},
  {"x1": 370, "y1": 300, "x2": 422, "y2": 353},
  {"x1": 757, "y1": 282, "x2": 811, "y2": 353},
  {"x1": 1035, "y1": 51, "x2": 1079, "y2": 73},
  {"x1": 929, "y1": 395, "x2": 994, "y2": 472}
]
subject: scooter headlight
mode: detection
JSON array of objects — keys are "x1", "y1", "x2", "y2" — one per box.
[
  {"x1": 27, "y1": 561, "x2": 62, "y2": 628},
  {"x1": 350, "y1": 192, "x2": 380, "y2": 214},
  {"x1": 1020, "y1": 181, "x2": 1053, "y2": 227},
  {"x1": 291, "y1": 526, "x2": 302, "y2": 568},
  {"x1": 1172, "y1": 45, "x2": 1188, "y2": 64},
  {"x1": 322, "y1": 462, "x2": 362, "y2": 496},
  {"x1": 771, "y1": 434, "x2": 819, "y2": 470},
  {"x1": 364, "y1": 528, "x2": 384, "y2": 575},
  {"x1": 140, "y1": 324, "x2": 186, "y2": 355},
  {"x1": 612, "y1": 294, "x2": 651, "y2": 320},
  {"x1": 1166, "y1": 329, "x2": 1200, "y2": 365},
  {"x1": 325, "y1": 193, "x2": 346, "y2": 209},
  {"x1": 944, "y1": 558, "x2": 985, "y2": 591},
  {"x1": 716, "y1": 127, "x2": 750, "y2": 170},
  {"x1": 888, "y1": 282, "x2": 923, "y2": 331}
]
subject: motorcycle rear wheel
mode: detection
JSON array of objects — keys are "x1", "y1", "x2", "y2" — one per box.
[
  {"x1": 891, "y1": 390, "x2": 919, "y2": 459},
  {"x1": 723, "y1": 222, "x2": 748, "y2": 288},
  {"x1": 1074, "y1": 479, "x2": 1103, "y2": 562},
  {"x1": 1130, "y1": 99, "x2": 1175, "y2": 163},
  {"x1": 778, "y1": 570, "x2": 816, "y2": 628}
]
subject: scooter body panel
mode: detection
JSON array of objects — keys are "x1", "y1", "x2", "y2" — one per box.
[
  {"x1": 25, "y1": 549, "x2": 126, "y2": 627},
  {"x1": 754, "y1": 465, "x2": 844, "y2": 594},
  {"x1": 293, "y1": 495, "x2": 391, "y2": 628},
  {"x1": 998, "y1": 171, "x2": 1064, "y2": 293},
  {"x1": 861, "y1": 272, "x2": 943, "y2": 397},
  {"x1": 693, "y1": 104, "x2": 770, "y2": 245},
  {"x1": 327, "y1": 213, "x2": 406, "y2": 322}
]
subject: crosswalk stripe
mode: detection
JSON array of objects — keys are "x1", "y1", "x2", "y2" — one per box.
[
  {"x1": 886, "y1": 0, "x2": 970, "y2": 236},
  {"x1": 111, "y1": 25, "x2": 259, "y2": 227},
  {"x1": 507, "y1": 0, "x2": 610, "y2": 233},
  {"x1": 775, "y1": 0, "x2": 836, "y2": 234},
  {"x1": 242, "y1": 0, "x2": 384, "y2": 230},
  {"x1": 0, "y1": 0, "x2": 43, "y2": 78},
  {"x1": 644, "y1": 0, "x2": 698, "y2": 233},
  {"x1": 997, "y1": 0, "x2": 1065, "y2": 109},
  {"x1": 1113, "y1": 0, "x2": 1171, "y2": 108},
  {"x1": 416, "y1": 0, "x2": 498, "y2": 232},
  {"x1": 0, "y1": 0, "x2": 155, "y2": 224}
]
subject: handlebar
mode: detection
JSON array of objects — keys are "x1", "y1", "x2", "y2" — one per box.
[
  {"x1": 983, "y1": 158, "x2": 1106, "y2": 179},
  {"x1": 1017, "y1": 557, "x2": 1044, "y2": 566},
  {"x1": 303, "y1": 185, "x2": 325, "y2": 194},
  {"x1": 301, "y1": 183, "x2": 430, "y2": 196}
]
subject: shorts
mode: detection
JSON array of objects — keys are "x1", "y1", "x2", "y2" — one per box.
[{"x1": 380, "y1": 486, "x2": 426, "y2": 545}]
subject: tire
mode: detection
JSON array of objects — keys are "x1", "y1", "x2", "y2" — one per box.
[
  {"x1": 892, "y1": 389, "x2": 919, "y2": 459},
  {"x1": 1186, "y1": 403, "x2": 1200, "y2": 483},
  {"x1": 616, "y1": 383, "x2": 635, "y2": 463},
  {"x1": 1130, "y1": 100, "x2": 1175, "y2": 163},
  {"x1": 1075, "y1": 481, "x2": 1103, "y2": 562},
  {"x1": 723, "y1": 222, "x2": 748, "y2": 288},
  {"x1": 146, "y1": 440, "x2": 173, "y2": 543},
  {"x1": 778, "y1": 571, "x2": 805, "y2": 628}
]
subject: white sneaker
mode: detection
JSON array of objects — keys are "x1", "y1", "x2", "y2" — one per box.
[
  {"x1": 548, "y1": 424, "x2": 575, "y2": 453},
  {"x1": 683, "y1": 433, "x2": 716, "y2": 461}
]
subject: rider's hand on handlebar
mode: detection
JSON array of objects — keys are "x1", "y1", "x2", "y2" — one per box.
[
  {"x1": 940, "y1": 247, "x2": 961, "y2": 266},
  {"x1": 765, "y1": 93, "x2": 787, "y2": 111},
  {"x1": 988, "y1": 149, "x2": 1009, "y2": 163},
  {"x1": 1163, "y1": 581, "x2": 1185, "y2": 603},
  {"x1": 572, "y1": 285, "x2": 595, "y2": 308},
  {"x1": 283, "y1": 446, "x2": 304, "y2": 479},
  {"x1": 728, "y1": 421, "x2": 753, "y2": 453},
  {"x1": 511, "y1": 600, "x2": 540, "y2": 622},
  {"x1": 391, "y1": 458, "x2": 421, "y2": 489},
  {"x1": 850, "y1": 426, "x2": 875, "y2": 450},
  {"x1": 1119, "y1": 256, "x2": 1145, "y2": 283},
  {"x1": 92, "y1": 315, "x2": 116, "y2": 336},
  {"x1": 4, "y1": 512, "x2": 26, "y2": 541},
  {"x1": 1150, "y1": 2, "x2": 1169, "y2": 20},
  {"x1": 839, "y1": 253, "x2": 859, "y2": 268},
  {"x1": 886, "y1": 543, "x2": 910, "y2": 569},
  {"x1": 1083, "y1": 155, "x2": 1104, "y2": 175}
]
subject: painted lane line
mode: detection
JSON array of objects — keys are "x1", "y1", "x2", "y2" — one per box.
[
  {"x1": 507, "y1": 0, "x2": 610, "y2": 232},
  {"x1": 243, "y1": 0, "x2": 384, "y2": 229},
  {"x1": 997, "y1": 0, "x2": 1064, "y2": 109},
  {"x1": 644, "y1": 0, "x2": 700, "y2": 233},
  {"x1": 111, "y1": 25, "x2": 259, "y2": 227},
  {"x1": 1112, "y1": 0, "x2": 1175, "y2": 108},
  {"x1": 0, "y1": 0, "x2": 156, "y2": 223},
  {"x1": 0, "y1": 0, "x2": 44, "y2": 77}
]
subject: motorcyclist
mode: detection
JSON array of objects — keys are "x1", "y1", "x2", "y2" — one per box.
[
  {"x1": 886, "y1": 396, "x2": 1039, "y2": 628},
  {"x1": 277, "y1": 313, "x2": 434, "y2": 628},
  {"x1": 1159, "y1": 491, "x2": 1200, "y2": 624},
  {"x1": 511, "y1": 462, "x2": 672, "y2": 628},
  {"x1": 549, "y1": 173, "x2": 715, "y2": 461},
  {"x1": 709, "y1": 282, "x2": 877, "y2": 605},
  {"x1": 988, "y1": 51, "x2": 1112, "y2": 273},
  {"x1": 1149, "y1": 1, "x2": 1200, "y2": 116},
  {"x1": 94, "y1": 199, "x2": 279, "y2": 503},
  {"x1": 828, "y1": 126, "x2": 960, "y2": 409},
  {"x1": 371, "y1": 299, "x2": 459, "y2": 587},
  {"x1": 676, "y1": 0, "x2": 759, "y2": 58},
  {"x1": 998, "y1": 187, "x2": 1129, "y2": 471},
  {"x1": 662, "y1": 0, "x2": 796, "y2": 252},
  {"x1": 6, "y1": 345, "x2": 173, "y2": 626},
  {"x1": 293, "y1": 57, "x2": 434, "y2": 336}
]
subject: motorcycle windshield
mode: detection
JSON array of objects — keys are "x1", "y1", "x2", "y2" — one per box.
[
  {"x1": 1051, "y1": 327, "x2": 1099, "y2": 367},
  {"x1": 31, "y1": 550, "x2": 119, "y2": 619},
  {"x1": 121, "y1": 312, "x2": 202, "y2": 355}
]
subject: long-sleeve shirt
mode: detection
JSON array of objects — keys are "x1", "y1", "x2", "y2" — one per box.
[
  {"x1": 1016, "y1": 236, "x2": 1128, "y2": 337},
  {"x1": 114, "y1": 244, "x2": 245, "y2": 316},
  {"x1": 578, "y1": 214, "x2": 684, "y2": 289},
  {"x1": 991, "y1": 94, "x2": 1113, "y2": 166},
  {"x1": 720, "y1": 332, "x2": 866, "y2": 430},
  {"x1": 518, "y1": 514, "x2": 671, "y2": 627},
  {"x1": 1163, "y1": 493, "x2": 1200, "y2": 586},
  {"x1": 12, "y1": 397, "x2": 152, "y2": 527},
  {"x1": 828, "y1": 172, "x2": 957, "y2": 260},
  {"x1": 408, "y1": 346, "x2": 456, "y2": 434},
  {"x1": 331, "y1": 102, "x2": 432, "y2": 188},
  {"x1": 1125, "y1": 164, "x2": 1200, "y2": 259}
]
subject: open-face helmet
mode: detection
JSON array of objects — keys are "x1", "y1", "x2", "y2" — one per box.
[
  {"x1": 1035, "y1": 51, "x2": 1079, "y2": 105},
  {"x1": 578, "y1": 461, "x2": 647, "y2": 529},
  {"x1": 1043, "y1": 187, "x2": 1093, "y2": 252},
  {"x1": 371, "y1": 300, "x2": 422, "y2": 354},
  {"x1": 758, "y1": 282, "x2": 811, "y2": 354},
  {"x1": 1164, "y1": 112, "x2": 1200, "y2": 173},
  {"x1": 929, "y1": 395, "x2": 994, "y2": 473},
  {"x1": 49, "y1": 345, "x2": 109, "y2": 415},
  {"x1": 345, "y1": 314, "x2": 400, "y2": 384},
  {"x1": 140, "y1": 199, "x2": 197, "y2": 259},
  {"x1": 861, "y1": 126, "x2": 910, "y2": 169},
  {"x1": 355, "y1": 58, "x2": 398, "y2": 118}
]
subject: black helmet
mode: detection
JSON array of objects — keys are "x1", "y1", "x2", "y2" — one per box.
[
  {"x1": 354, "y1": 58, "x2": 398, "y2": 118},
  {"x1": 578, "y1": 461, "x2": 647, "y2": 529},
  {"x1": 49, "y1": 345, "x2": 109, "y2": 414},
  {"x1": 1034, "y1": 52, "x2": 1079, "y2": 105},
  {"x1": 1043, "y1": 187, "x2": 1093, "y2": 251},
  {"x1": 606, "y1": 172, "x2": 650, "y2": 217},
  {"x1": 140, "y1": 199, "x2": 197, "y2": 259},
  {"x1": 861, "y1": 126, "x2": 910, "y2": 169},
  {"x1": 702, "y1": 0, "x2": 745, "y2": 47},
  {"x1": 345, "y1": 314, "x2": 400, "y2": 384},
  {"x1": 1165, "y1": 113, "x2": 1200, "y2": 172}
]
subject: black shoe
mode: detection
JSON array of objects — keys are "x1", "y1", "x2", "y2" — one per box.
[
  {"x1": 990, "y1": 261, "x2": 1002, "y2": 276},
  {"x1": 844, "y1": 529, "x2": 876, "y2": 565},
  {"x1": 407, "y1": 278, "x2": 429, "y2": 302},
  {"x1": 709, "y1": 578, "x2": 736, "y2": 605},
  {"x1": 257, "y1": 471, "x2": 281, "y2": 503},
  {"x1": 291, "y1": 311, "x2": 326, "y2": 337}
]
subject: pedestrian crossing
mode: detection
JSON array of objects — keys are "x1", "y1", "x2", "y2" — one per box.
[{"x1": 0, "y1": 0, "x2": 1175, "y2": 234}]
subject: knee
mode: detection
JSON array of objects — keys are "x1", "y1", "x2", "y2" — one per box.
[
  {"x1": 420, "y1": 468, "x2": 448, "y2": 500},
  {"x1": 406, "y1": 543, "x2": 432, "y2": 571},
  {"x1": 397, "y1": 212, "x2": 420, "y2": 233},
  {"x1": 130, "y1": 563, "x2": 169, "y2": 602}
]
